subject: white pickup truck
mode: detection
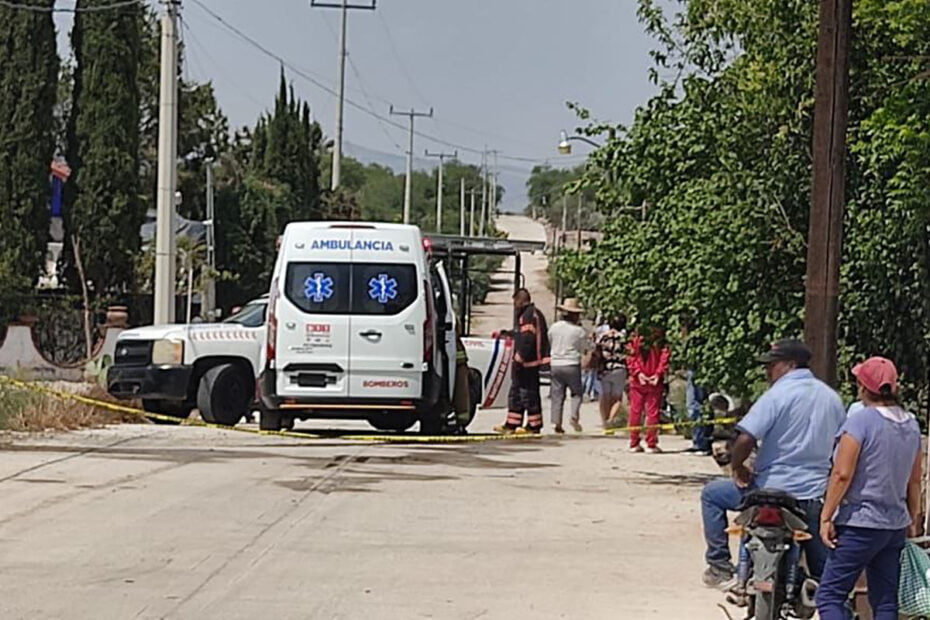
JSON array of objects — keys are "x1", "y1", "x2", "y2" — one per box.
[{"x1": 107, "y1": 296, "x2": 515, "y2": 431}]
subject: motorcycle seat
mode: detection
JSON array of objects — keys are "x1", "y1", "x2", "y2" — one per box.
[{"x1": 738, "y1": 488, "x2": 803, "y2": 514}]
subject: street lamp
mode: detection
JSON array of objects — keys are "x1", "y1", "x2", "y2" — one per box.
[{"x1": 557, "y1": 130, "x2": 603, "y2": 155}]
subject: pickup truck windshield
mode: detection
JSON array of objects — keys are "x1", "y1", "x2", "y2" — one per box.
[{"x1": 223, "y1": 302, "x2": 267, "y2": 328}]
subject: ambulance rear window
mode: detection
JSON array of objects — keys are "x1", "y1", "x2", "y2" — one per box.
[
  {"x1": 285, "y1": 263, "x2": 352, "y2": 314},
  {"x1": 352, "y1": 263, "x2": 418, "y2": 315},
  {"x1": 284, "y1": 262, "x2": 418, "y2": 316}
]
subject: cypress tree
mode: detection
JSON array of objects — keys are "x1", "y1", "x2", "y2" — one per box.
[
  {"x1": 64, "y1": 0, "x2": 143, "y2": 295},
  {"x1": 296, "y1": 100, "x2": 322, "y2": 220},
  {"x1": 258, "y1": 70, "x2": 322, "y2": 221},
  {"x1": 0, "y1": 0, "x2": 58, "y2": 298}
]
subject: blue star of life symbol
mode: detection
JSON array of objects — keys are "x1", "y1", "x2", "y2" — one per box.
[
  {"x1": 368, "y1": 273, "x2": 398, "y2": 304},
  {"x1": 304, "y1": 272, "x2": 334, "y2": 303}
]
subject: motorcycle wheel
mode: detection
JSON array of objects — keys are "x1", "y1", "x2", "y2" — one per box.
[{"x1": 753, "y1": 590, "x2": 784, "y2": 620}]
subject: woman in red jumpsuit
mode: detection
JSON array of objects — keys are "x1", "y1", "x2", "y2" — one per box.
[{"x1": 626, "y1": 327, "x2": 671, "y2": 453}]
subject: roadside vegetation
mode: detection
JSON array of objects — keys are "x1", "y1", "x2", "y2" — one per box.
[
  {"x1": 0, "y1": 382, "x2": 140, "y2": 432},
  {"x1": 543, "y1": 0, "x2": 930, "y2": 409}
]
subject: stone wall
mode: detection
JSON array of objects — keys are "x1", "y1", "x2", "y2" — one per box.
[{"x1": 0, "y1": 308, "x2": 127, "y2": 382}]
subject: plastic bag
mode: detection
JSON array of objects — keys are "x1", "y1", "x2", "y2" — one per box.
[{"x1": 899, "y1": 541, "x2": 930, "y2": 616}]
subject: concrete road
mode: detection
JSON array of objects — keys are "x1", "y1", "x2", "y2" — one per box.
[
  {"x1": 0, "y1": 408, "x2": 729, "y2": 620},
  {"x1": 0, "y1": 215, "x2": 729, "y2": 618}
]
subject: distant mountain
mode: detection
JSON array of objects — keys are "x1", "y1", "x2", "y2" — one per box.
[{"x1": 344, "y1": 140, "x2": 537, "y2": 214}]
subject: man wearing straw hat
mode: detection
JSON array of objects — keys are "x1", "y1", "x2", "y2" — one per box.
[{"x1": 548, "y1": 298, "x2": 588, "y2": 434}]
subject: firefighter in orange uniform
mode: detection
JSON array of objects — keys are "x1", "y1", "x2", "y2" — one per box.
[{"x1": 494, "y1": 288, "x2": 550, "y2": 434}]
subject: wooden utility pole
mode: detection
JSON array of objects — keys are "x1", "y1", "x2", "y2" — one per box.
[
  {"x1": 311, "y1": 0, "x2": 377, "y2": 190},
  {"x1": 425, "y1": 150, "x2": 456, "y2": 233},
  {"x1": 804, "y1": 0, "x2": 852, "y2": 386}
]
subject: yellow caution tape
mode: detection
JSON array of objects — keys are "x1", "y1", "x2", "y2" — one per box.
[
  {"x1": 602, "y1": 416, "x2": 740, "y2": 436},
  {"x1": 0, "y1": 374, "x2": 322, "y2": 440},
  {"x1": 0, "y1": 375, "x2": 738, "y2": 443},
  {"x1": 0, "y1": 375, "x2": 541, "y2": 444}
]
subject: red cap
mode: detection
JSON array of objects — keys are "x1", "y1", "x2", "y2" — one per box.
[{"x1": 852, "y1": 357, "x2": 898, "y2": 395}]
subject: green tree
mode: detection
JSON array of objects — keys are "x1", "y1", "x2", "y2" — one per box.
[
  {"x1": 254, "y1": 70, "x2": 323, "y2": 221},
  {"x1": 136, "y1": 10, "x2": 229, "y2": 222},
  {"x1": 64, "y1": 0, "x2": 144, "y2": 295},
  {"x1": 838, "y1": 0, "x2": 930, "y2": 403},
  {"x1": 215, "y1": 173, "x2": 292, "y2": 303},
  {"x1": 525, "y1": 163, "x2": 599, "y2": 230},
  {"x1": 0, "y1": 0, "x2": 58, "y2": 304},
  {"x1": 561, "y1": 0, "x2": 930, "y2": 408}
]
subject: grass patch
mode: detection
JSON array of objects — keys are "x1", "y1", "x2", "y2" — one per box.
[{"x1": 0, "y1": 382, "x2": 142, "y2": 432}]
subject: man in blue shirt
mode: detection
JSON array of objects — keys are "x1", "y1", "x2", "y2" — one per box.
[{"x1": 701, "y1": 339, "x2": 846, "y2": 589}]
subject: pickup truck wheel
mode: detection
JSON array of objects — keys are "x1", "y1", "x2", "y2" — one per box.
[
  {"x1": 142, "y1": 399, "x2": 192, "y2": 425},
  {"x1": 197, "y1": 363, "x2": 251, "y2": 426},
  {"x1": 367, "y1": 412, "x2": 416, "y2": 432},
  {"x1": 259, "y1": 406, "x2": 283, "y2": 431}
]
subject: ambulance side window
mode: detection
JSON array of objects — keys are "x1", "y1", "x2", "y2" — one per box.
[{"x1": 285, "y1": 263, "x2": 351, "y2": 314}]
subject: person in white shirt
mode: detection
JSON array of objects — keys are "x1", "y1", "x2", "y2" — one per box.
[{"x1": 549, "y1": 298, "x2": 589, "y2": 433}]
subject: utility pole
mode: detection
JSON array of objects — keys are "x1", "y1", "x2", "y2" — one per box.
[
  {"x1": 459, "y1": 177, "x2": 465, "y2": 236},
  {"x1": 481, "y1": 151, "x2": 499, "y2": 236},
  {"x1": 490, "y1": 173, "x2": 498, "y2": 226},
  {"x1": 425, "y1": 149, "x2": 456, "y2": 233},
  {"x1": 468, "y1": 189, "x2": 477, "y2": 237},
  {"x1": 479, "y1": 151, "x2": 487, "y2": 236},
  {"x1": 390, "y1": 105, "x2": 433, "y2": 224},
  {"x1": 154, "y1": 0, "x2": 180, "y2": 325},
  {"x1": 311, "y1": 0, "x2": 377, "y2": 191},
  {"x1": 804, "y1": 0, "x2": 852, "y2": 386},
  {"x1": 554, "y1": 194, "x2": 568, "y2": 320},
  {"x1": 576, "y1": 193, "x2": 583, "y2": 249},
  {"x1": 203, "y1": 160, "x2": 216, "y2": 320}
]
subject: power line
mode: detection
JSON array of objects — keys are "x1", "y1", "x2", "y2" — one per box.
[
  {"x1": 318, "y1": 11, "x2": 402, "y2": 152},
  {"x1": 187, "y1": 0, "x2": 583, "y2": 166},
  {"x1": 0, "y1": 0, "x2": 142, "y2": 12},
  {"x1": 178, "y1": 12, "x2": 191, "y2": 83},
  {"x1": 376, "y1": 11, "x2": 429, "y2": 106},
  {"x1": 180, "y1": 18, "x2": 269, "y2": 111},
  {"x1": 345, "y1": 56, "x2": 404, "y2": 152}
]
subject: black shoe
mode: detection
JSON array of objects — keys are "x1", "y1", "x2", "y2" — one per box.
[{"x1": 702, "y1": 566, "x2": 737, "y2": 591}]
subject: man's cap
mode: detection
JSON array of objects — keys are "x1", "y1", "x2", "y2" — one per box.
[
  {"x1": 852, "y1": 356, "x2": 898, "y2": 395},
  {"x1": 757, "y1": 339, "x2": 812, "y2": 364}
]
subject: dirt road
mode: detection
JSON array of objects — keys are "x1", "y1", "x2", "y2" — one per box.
[
  {"x1": 0, "y1": 417, "x2": 727, "y2": 619},
  {"x1": 470, "y1": 214, "x2": 555, "y2": 336}
]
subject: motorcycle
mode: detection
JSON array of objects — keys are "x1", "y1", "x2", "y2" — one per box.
[{"x1": 725, "y1": 489, "x2": 819, "y2": 620}]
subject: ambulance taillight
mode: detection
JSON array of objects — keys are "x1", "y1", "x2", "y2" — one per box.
[{"x1": 266, "y1": 280, "x2": 279, "y2": 367}]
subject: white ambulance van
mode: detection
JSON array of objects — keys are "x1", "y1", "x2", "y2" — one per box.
[{"x1": 258, "y1": 222, "x2": 457, "y2": 432}]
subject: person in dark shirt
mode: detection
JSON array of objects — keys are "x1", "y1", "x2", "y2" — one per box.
[
  {"x1": 594, "y1": 314, "x2": 628, "y2": 429},
  {"x1": 494, "y1": 288, "x2": 550, "y2": 434}
]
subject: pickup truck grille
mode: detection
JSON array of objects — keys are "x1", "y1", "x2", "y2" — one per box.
[{"x1": 113, "y1": 340, "x2": 153, "y2": 367}]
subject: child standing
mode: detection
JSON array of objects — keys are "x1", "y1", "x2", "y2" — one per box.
[{"x1": 626, "y1": 327, "x2": 671, "y2": 453}]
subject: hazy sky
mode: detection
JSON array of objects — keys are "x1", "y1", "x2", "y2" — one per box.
[{"x1": 56, "y1": 1, "x2": 660, "y2": 212}]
